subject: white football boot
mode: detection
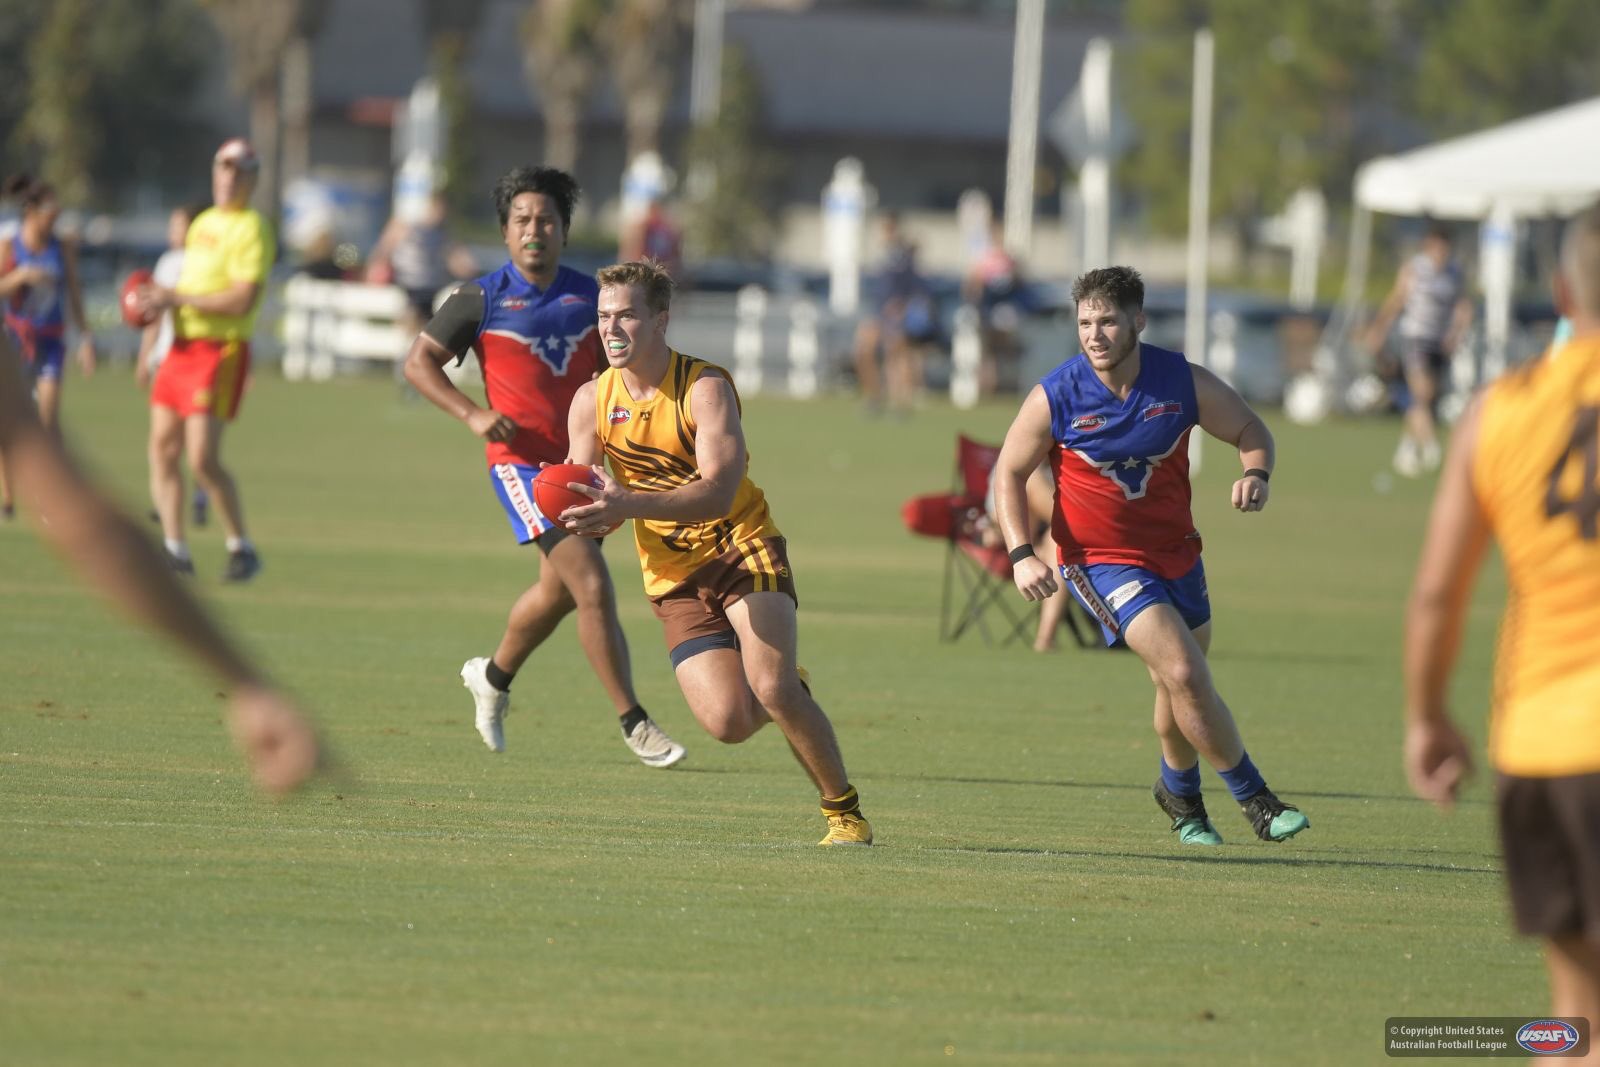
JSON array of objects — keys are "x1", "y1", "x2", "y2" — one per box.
[
  {"x1": 623, "y1": 717, "x2": 686, "y2": 769},
  {"x1": 460, "y1": 657, "x2": 510, "y2": 753}
]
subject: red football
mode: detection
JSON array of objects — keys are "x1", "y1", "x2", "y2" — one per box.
[
  {"x1": 534, "y1": 463, "x2": 619, "y2": 535},
  {"x1": 120, "y1": 268, "x2": 156, "y2": 328}
]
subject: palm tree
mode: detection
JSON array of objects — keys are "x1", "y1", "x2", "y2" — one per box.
[
  {"x1": 520, "y1": 0, "x2": 608, "y2": 174},
  {"x1": 420, "y1": 0, "x2": 488, "y2": 219},
  {"x1": 201, "y1": 0, "x2": 305, "y2": 224},
  {"x1": 603, "y1": 0, "x2": 688, "y2": 163}
]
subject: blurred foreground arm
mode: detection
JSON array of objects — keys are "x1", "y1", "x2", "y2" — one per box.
[
  {"x1": 0, "y1": 335, "x2": 319, "y2": 795},
  {"x1": 1401, "y1": 396, "x2": 1490, "y2": 809}
]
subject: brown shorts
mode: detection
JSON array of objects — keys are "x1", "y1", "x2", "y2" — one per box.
[
  {"x1": 1497, "y1": 772, "x2": 1600, "y2": 942},
  {"x1": 650, "y1": 536, "x2": 797, "y2": 665}
]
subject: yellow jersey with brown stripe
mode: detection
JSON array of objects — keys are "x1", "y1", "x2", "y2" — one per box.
[
  {"x1": 594, "y1": 349, "x2": 782, "y2": 597},
  {"x1": 1472, "y1": 335, "x2": 1600, "y2": 776}
]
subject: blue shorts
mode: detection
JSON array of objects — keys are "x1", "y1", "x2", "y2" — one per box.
[
  {"x1": 8, "y1": 331, "x2": 64, "y2": 382},
  {"x1": 488, "y1": 463, "x2": 560, "y2": 546},
  {"x1": 1060, "y1": 559, "x2": 1210, "y2": 648}
]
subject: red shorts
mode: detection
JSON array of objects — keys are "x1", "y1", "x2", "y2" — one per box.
[{"x1": 151, "y1": 337, "x2": 250, "y2": 420}]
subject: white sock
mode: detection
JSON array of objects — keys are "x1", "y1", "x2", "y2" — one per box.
[
  {"x1": 164, "y1": 539, "x2": 190, "y2": 561},
  {"x1": 225, "y1": 536, "x2": 254, "y2": 554}
]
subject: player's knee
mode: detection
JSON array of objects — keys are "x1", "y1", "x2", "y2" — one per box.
[
  {"x1": 563, "y1": 568, "x2": 610, "y2": 611},
  {"x1": 747, "y1": 671, "x2": 802, "y2": 714},
  {"x1": 1161, "y1": 656, "x2": 1211, "y2": 700},
  {"x1": 701, "y1": 701, "x2": 759, "y2": 743}
]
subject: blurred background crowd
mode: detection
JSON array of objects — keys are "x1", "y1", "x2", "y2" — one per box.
[{"x1": 3, "y1": 0, "x2": 1598, "y2": 420}]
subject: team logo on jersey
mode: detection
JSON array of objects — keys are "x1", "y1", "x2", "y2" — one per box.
[
  {"x1": 498, "y1": 298, "x2": 529, "y2": 310},
  {"x1": 483, "y1": 324, "x2": 594, "y2": 374},
  {"x1": 558, "y1": 294, "x2": 587, "y2": 306},
  {"x1": 1070, "y1": 433, "x2": 1185, "y2": 500},
  {"x1": 609, "y1": 406, "x2": 632, "y2": 424},
  {"x1": 1072, "y1": 414, "x2": 1108, "y2": 432},
  {"x1": 1142, "y1": 401, "x2": 1183, "y2": 421}
]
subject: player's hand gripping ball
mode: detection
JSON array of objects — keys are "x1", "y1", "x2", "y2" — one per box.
[
  {"x1": 120, "y1": 269, "x2": 157, "y2": 328},
  {"x1": 534, "y1": 463, "x2": 620, "y2": 536}
]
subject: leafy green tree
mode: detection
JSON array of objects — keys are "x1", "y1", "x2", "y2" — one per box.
[
  {"x1": 420, "y1": 0, "x2": 486, "y2": 223},
  {"x1": 17, "y1": 0, "x2": 94, "y2": 205},
  {"x1": 7, "y1": 0, "x2": 210, "y2": 207},
  {"x1": 684, "y1": 45, "x2": 780, "y2": 260},
  {"x1": 1121, "y1": 0, "x2": 1389, "y2": 244},
  {"x1": 1415, "y1": 0, "x2": 1600, "y2": 135}
]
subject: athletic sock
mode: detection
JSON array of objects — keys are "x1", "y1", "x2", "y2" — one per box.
[
  {"x1": 820, "y1": 785, "x2": 862, "y2": 816},
  {"x1": 1218, "y1": 750, "x2": 1267, "y2": 802},
  {"x1": 619, "y1": 705, "x2": 648, "y2": 737},
  {"x1": 1160, "y1": 757, "x2": 1203, "y2": 798},
  {"x1": 164, "y1": 539, "x2": 191, "y2": 561},
  {"x1": 484, "y1": 659, "x2": 515, "y2": 693},
  {"x1": 225, "y1": 536, "x2": 254, "y2": 554}
]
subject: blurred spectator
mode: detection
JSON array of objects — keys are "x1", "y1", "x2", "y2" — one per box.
[
  {"x1": 853, "y1": 212, "x2": 938, "y2": 415},
  {"x1": 296, "y1": 227, "x2": 349, "y2": 282},
  {"x1": 962, "y1": 220, "x2": 1028, "y2": 397},
  {"x1": 368, "y1": 190, "x2": 476, "y2": 335},
  {"x1": 620, "y1": 195, "x2": 685, "y2": 285},
  {"x1": 0, "y1": 174, "x2": 97, "y2": 519},
  {"x1": 1366, "y1": 225, "x2": 1473, "y2": 476}
]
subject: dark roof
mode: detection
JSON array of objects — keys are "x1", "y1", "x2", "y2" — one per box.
[{"x1": 312, "y1": 0, "x2": 1118, "y2": 141}]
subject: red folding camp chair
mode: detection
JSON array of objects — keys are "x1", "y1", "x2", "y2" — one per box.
[{"x1": 901, "y1": 435, "x2": 1097, "y2": 647}]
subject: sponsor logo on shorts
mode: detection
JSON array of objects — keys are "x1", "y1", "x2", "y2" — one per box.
[
  {"x1": 499, "y1": 298, "x2": 529, "y2": 310},
  {"x1": 1516, "y1": 1020, "x2": 1581, "y2": 1055},
  {"x1": 1142, "y1": 400, "x2": 1183, "y2": 420},
  {"x1": 1106, "y1": 578, "x2": 1144, "y2": 611},
  {"x1": 609, "y1": 406, "x2": 632, "y2": 424},
  {"x1": 1071, "y1": 414, "x2": 1107, "y2": 432}
]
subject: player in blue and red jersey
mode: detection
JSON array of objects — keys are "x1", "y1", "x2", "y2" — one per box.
[
  {"x1": 403, "y1": 166, "x2": 684, "y2": 769},
  {"x1": 992, "y1": 266, "x2": 1309, "y2": 846},
  {"x1": 0, "y1": 175, "x2": 96, "y2": 519}
]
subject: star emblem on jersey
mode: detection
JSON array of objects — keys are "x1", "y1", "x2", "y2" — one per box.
[
  {"x1": 483, "y1": 325, "x2": 594, "y2": 374},
  {"x1": 1073, "y1": 435, "x2": 1185, "y2": 500}
]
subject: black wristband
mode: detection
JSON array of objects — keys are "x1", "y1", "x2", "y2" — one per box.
[
  {"x1": 1008, "y1": 544, "x2": 1036, "y2": 565},
  {"x1": 1243, "y1": 467, "x2": 1270, "y2": 483}
]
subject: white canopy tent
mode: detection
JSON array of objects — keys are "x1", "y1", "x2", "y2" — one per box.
[{"x1": 1305, "y1": 97, "x2": 1600, "y2": 419}]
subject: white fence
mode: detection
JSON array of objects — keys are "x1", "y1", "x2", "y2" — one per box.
[
  {"x1": 281, "y1": 275, "x2": 415, "y2": 382},
  {"x1": 279, "y1": 274, "x2": 996, "y2": 406}
]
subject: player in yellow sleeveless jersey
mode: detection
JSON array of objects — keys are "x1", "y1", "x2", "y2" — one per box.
[
  {"x1": 1406, "y1": 200, "x2": 1600, "y2": 1032},
  {"x1": 558, "y1": 260, "x2": 871, "y2": 845},
  {"x1": 134, "y1": 138, "x2": 272, "y2": 582}
]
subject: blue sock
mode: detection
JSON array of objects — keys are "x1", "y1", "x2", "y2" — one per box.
[
  {"x1": 1218, "y1": 751, "x2": 1266, "y2": 802},
  {"x1": 1160, "y1": 757, "x2": 1202, "y2": 798}
]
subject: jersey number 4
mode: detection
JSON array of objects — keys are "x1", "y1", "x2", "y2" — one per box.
[{"x1": 1544, "y1": 405, "x2": 1600, "y2": 540}]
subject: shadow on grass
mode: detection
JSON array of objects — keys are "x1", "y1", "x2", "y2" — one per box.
[
  {"x1": 878, "y1": 772, "x2": 1486, "y2": 808},
  {"x1": 915, "y1": 843, "x2": 1502, "y2": 875}
]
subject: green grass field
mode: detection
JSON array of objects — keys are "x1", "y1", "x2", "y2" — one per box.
[{"x1": 2, "y1": 368, "x2": 1529, "y2": 1065}]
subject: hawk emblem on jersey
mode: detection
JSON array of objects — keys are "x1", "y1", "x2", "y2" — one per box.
[
  {"x1": 1142, "y1": 401, "x2": 1183, "y2": 421},
  {"x1": 1071, "y1": 434, "x2": 1184, "y2": 500},
  {"x1": 483, "y1": 325, "x2": 595, "y2": 375},
  {"x1": 1072, "y1": 414, "x2": 1108, "y2": 432}
]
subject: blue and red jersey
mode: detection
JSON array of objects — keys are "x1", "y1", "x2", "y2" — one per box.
[
  {"x1": 468, "y1": 262, "x2": 601, "y2": 468},
  {"x1": 1042, "y1": 343, "x2": 1202, "y2": 579},
  {"x1": 3, "y1": 234, "x2": 66, "y2": 360}
]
